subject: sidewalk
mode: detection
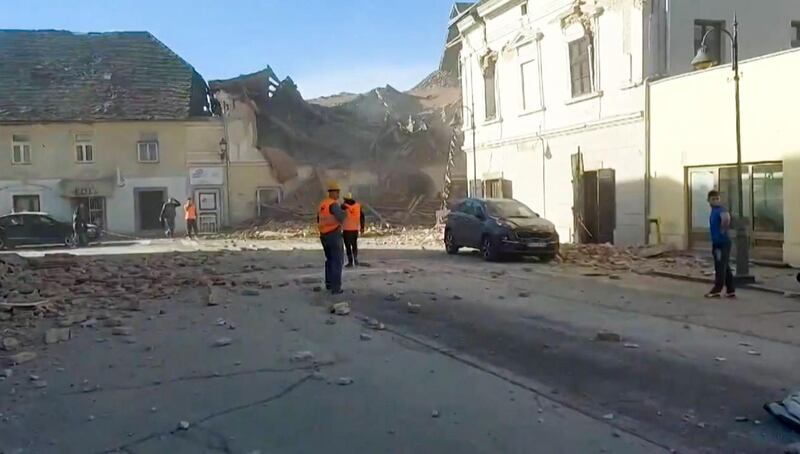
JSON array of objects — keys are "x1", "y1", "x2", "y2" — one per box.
[{"x1": 650, "y1": 259, "x2": 799, "y2": 295}]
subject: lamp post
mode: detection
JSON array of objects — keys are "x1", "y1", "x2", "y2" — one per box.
[
  {"x1": 219, "y1": 137, "x2": 231, "y2": 228},
  {"x1": 691, "y1": 14, "x2": 752, "y2": 281}
]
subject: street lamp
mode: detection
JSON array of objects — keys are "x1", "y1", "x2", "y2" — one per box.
[
  {"x1": 218, "y1": 138, "x2": 228, "y2": 161},
  {"x1": 691, "y1": 14, "x2": 753, "y2": 281}
]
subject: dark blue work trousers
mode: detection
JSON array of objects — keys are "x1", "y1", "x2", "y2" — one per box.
[{"x1": 321, "y1": 231, "x2": 344, "y2": 292}]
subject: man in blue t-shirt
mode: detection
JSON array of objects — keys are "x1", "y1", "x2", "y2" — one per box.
[{"x1": 706, "y1": 190, "x2": 735, "y2": 298}]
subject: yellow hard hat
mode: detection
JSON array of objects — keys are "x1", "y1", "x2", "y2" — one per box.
[
  {"x1": 327, "y1": 181, "x2": 341, "y2": 191},
  {"x1": 345, "y1": 192, "x2": 353, "y2": 200}
]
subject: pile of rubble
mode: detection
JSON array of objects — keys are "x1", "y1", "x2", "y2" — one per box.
[
  {"x1": 559, "y1": 243, "x2": 710, "y2": 274},
  {"x1": 220, "y1": 218, "x2": 443, "y2": 248},
  {"x1": 368, "y1": 226, "x2": 444, "y2": 249}
]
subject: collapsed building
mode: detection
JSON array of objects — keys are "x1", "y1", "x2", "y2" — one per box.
[{"x1": 209, "y1": 65, "x2": 466, "y2": 226}]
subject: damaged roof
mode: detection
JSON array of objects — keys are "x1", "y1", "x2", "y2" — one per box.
[
  {"x1": 0, "y1": 30, "x2": 211, "y2": 122},
  {"x1": 209, "y1": 67, "x2": 281, "y2": 103}
]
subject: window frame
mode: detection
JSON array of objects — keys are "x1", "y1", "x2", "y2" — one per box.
[
  {"x1": 520, "y1": 58, "x2": 541, "y2": 112},
  {"x1": 137, "y1": 141, "x2": 160, "y2": 163},
  {"x1": 694, "y1": 20, "x2": 725, "y2": 66},
  {"x1": 75, "y1": 139, "x2": 94, "y2": 163},
  {"x1": 256, "y1": 186, "x2": 283, "y2": 217},
  {"x1": 520, "y1": 2, "x2": 528, "y2": 16},
  {"x1": 792, "y1": 21, "x2": 800, "y2": 47},
  {"x1": 11, "y1": 134, "x2": 32, "y2": 165},
  {"x1": 482, "y1": 56, "x2": 498, "y2": 121},
  {"x1": 568, "y1": 37, "x2": 593, "y2": 98},
  {"x1": 12, "y1": 194, "x2": 40, "y2": 213}
]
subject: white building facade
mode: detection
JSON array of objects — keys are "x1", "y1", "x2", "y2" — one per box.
[{"x1": 454, "y1": 0, "x2": 800, "y2": 246}]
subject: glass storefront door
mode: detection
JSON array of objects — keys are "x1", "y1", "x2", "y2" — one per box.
[{"x1": 687, "y1": 162, "x2": 784, "y2": 257}]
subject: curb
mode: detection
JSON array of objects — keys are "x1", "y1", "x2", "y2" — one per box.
[{"x1": 648, "y1": 271, "x2": 793, "y2": 296}]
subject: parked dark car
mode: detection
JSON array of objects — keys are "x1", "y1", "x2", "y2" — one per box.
[
  {"x1": 444, "y1": 198, "x2": 559, "y2": 262},
  {"x1": 0, "y1": 212, "x2": 100, "y2": 250}
]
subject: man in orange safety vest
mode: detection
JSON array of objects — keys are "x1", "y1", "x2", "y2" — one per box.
[
  {"x1": 317, "y1": 181, "x2": 347, "y2": 294},
  {"x1": 342, "y1": 193, "x2": 365, "y2": 267}
]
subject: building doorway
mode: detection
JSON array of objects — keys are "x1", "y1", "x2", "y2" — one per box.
[
  {"x1": 579, "y1": 169, "x2": 616, "y2": 244},
  {"x1": 194, "y1": 188, "x2": 221, "y2": 233},
  {"x1": 136, "y1": 189, "x2": 165, "y2": 231},
  {"x1": 70, "y1": 197, "x2": 106, "y2": 230}
]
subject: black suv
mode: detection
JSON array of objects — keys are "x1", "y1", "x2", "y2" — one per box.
[{"x1": 444, "y1": 198, "x2": 559, "y2": 262}]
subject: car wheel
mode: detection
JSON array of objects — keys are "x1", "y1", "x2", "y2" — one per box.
[
  {"x1": 64, "y1": 234, "x2": 77, "y2": 248},
  {"x1": 444, "y1": 230, "x2": 460, "y2": 255},
  {"x1": 481, "y1": 235, "x2": 501, "y2": 262}
]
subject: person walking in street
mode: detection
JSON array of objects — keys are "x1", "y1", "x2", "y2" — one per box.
[
  {"x1": 159, "y1": 197, "x2": 181, "y2": 239},
  {"x1": 342, "y1": 193, "x2": 365, "y2": 267},
  {"x1": 72, "y1": 204, "x2": 88, "y2": 247},
  {"x1": 318, "y1": 181, "x2": 347, "y2": 294},
  {"x1": 184, "y1": 197, "x2": 199, "y2": 239},
  {"x1": 705, "y1": 190, "x2": 735, "y2": 298}
]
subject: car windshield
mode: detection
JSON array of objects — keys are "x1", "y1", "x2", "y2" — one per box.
[{"x1": 487, "y1": 200, "x2": 538, "y2": 218}]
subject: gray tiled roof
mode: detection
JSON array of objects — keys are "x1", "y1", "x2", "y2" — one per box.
[{"x1": 0, "y1": 30, "x2": 211, "y2": 122}]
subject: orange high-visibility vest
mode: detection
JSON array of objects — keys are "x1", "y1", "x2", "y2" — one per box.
[
  {"x1": 318, "y1": 198, "x2": 340, "y2": 234},
  {"x1": 184, "y1": 202, "x2": 197, "y2": 220},
  {"x1": 343, "y1": 202, "x2": 361, "y2": 232}
]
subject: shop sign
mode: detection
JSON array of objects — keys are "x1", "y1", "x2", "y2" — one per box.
[{"x1": 190, "y1": 167, "x2": 224, "y2": 186}]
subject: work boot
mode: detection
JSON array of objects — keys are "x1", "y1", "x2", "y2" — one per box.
[
  {"x1": 354, "y1": 259, "x2": 360, "y2": 267},
  {"x1": 345, "y1": 262, "x2": 354, "y2": 268}
]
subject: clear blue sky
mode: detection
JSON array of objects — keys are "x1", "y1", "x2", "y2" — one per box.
[{"x1": 1, "y1": 0, "x2": 458, "y2": 98}]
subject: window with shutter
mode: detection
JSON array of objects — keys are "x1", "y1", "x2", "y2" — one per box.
[{"x1": 568, "y1": 38, "x2": 592, "y2": 97}]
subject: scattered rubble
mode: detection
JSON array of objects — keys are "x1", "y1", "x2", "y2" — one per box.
[
  {"x1": 6, "y1": 351, "x2": 37, "y2": 366},
  {"x1": 111, "y1": 326, "x2": 134, "y2": 337},
  {"x1": 44, "y1": 328, "x2": 71, "y2": 344},
  {"x1": 1, "y1": 337, "x2": 20, "y2": 351},
  {"x1": 290, "y1": 351, "x2": 315, "y2": 363},
  {"x1": 765, "y1": 390, "x2": 800, "y2": 432},
  {"x1": 365, "y1": 318, "x2": 386, "y2": 330},
  {"x1": 560, "y1": 243, "x2": 711, "y2": 275},
  {"x1": 337, "y1": 377, "x2": 354, "y2": 386},
  {"x1": 595, "y1": 332, "x2": 622, "y2": 343},
  {"x1": 213, "y1": 337, "x2": 233, "y2": 348},
  {"x1": 407, "y1": 302, "x2": 422, "y2": 314},
  {"x1": 330, "y1": 302, "x2": 351, "y2": 316}
]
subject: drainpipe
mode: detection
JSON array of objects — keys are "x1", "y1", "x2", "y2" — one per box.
[{"x1": 644, "y1": 77, "x2": 651, "y2": 245}]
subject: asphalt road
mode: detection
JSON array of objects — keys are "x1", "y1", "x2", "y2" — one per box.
[{"x1": 1, "y1": 240, "x2": 799, "y2": 453}]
